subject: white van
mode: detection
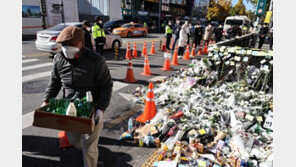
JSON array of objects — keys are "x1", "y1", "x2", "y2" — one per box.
[{"x1": 223, "y1": 15, "x2": 251, "y2": 36}]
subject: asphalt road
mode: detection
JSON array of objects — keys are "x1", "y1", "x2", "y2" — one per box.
[{"x1": 22, "y1": 33, "x2": 205, "y2": 167}]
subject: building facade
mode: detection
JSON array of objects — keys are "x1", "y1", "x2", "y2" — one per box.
[
  {"x1": 22, "y1": 0, "x2": 79, "y2": 35},
  {"x1": 77, "y1": 0, "x2": 121, "y2": 23}
]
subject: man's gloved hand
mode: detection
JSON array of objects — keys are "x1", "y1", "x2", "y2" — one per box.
[{"x1": 94, "y1": 109, "x2": 104, "y2": 125}]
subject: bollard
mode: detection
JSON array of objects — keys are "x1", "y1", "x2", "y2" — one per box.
[
  {"x1": 159, "y1": 39, "x2": 162, "y2": 51},
  {"x1": 114, "y1": 45, "x2": 119, "y2": 60}
]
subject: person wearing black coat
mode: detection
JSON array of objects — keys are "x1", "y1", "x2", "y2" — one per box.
[
  {"x1": 192, "y1": 22, "x2": 203, "y2": 46},
  {"x1": 258, "y1": 23, "x2": 269, "y2": 49},
  {"x1": 82, "y1": 20, "x2": 93, "y2": 50},
  {"x1": 214, "y1": 24, "x2": 223, "y2": 43},
  {"x1": 172, "y1": 18, "x2": 181, "y2": 50}
]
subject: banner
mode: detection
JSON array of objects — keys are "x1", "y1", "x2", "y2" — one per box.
[
  {"x1": 255, "y1": 0, "x2": 267, "y2": 16},
  {"x1": 264, "y1": 11, "x2": 272, "y2": 23}
]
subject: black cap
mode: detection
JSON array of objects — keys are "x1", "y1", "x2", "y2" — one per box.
[
  {"x1": 82, "y1": 20, "x2": 91, "y2": 27},
  {"x1": 95, "y1": 16, "x2": 101, "y2": 22}
]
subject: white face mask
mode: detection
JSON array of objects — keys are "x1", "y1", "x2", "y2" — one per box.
[
  {"x1": 86, "y1": 27, "x2": 91, "y2": 31},
  {"x1": 176, "y1": 21, "x2": 180, "y2": 24},
  {"x1": 99, "y1": 20, "x2": 102, "y2": 24},
  {"x1": 62, "y1": 46, "x2": 80, "y2": 59}
]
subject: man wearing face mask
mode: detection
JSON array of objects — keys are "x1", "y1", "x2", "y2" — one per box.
[
  {"x1": 92, "y1": 16, "x2": 106, "y2": 55},
  {"x1": 41, "y1": 26, "x2": 113, "y2": 167},
  {"x1": 82, "y1": 20, "x2": 93, "y2": 50},
  {"x1": 165, "y1": 21, "x2": 173, "y2": 50},
  {"x1": 172, "y1": 18, "x2": 181, "y2": 50}
]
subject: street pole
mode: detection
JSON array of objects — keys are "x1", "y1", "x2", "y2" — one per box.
[
  {"x1": 61, "y1": 0, "x2": 65, "y2": 23},
  {"x1": 158, "y1": 0, "x2": 162, "y2": 32},
  {"x1": 268, "y1": 0, "x2": 273, "y2": 28}
]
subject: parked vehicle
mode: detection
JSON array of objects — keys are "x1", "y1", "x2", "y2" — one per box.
[
  {"x1": 223, "y1": 15, "x2": 251, "y2": 36},
  {"x1": 103, "y1": 19, "x2": 129, "y2": 33},
  {"x1": 35, "y1": 22, "x2": 122, "y2": 54},
  {"x1": 112, "y1": 22, "x2": 148, "y2": 37}
]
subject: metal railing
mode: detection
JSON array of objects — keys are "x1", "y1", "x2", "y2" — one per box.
[{"x1": 216, "y1": 33, "x2": 258, "y2": 48}]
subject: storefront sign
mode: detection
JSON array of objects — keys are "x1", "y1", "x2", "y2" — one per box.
[
  {"x1": 150, "y1": 13, "x2": 159, "y2": 17},
  {"x1": 138, "y1": 11, "x2": 149, "y2": 16},
  {"x1": 22, "y1": 5, "x2": 41, "y2": 18}
]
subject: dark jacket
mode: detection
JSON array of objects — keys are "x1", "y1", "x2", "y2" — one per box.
[
  {"x1": 259, "y1": 26, "x2": 269, "y2": 38},
  {"x1": 214, "y1": 27, "x2": 223, "y2": 42},
  {"x1": 192, "y1": 26, "x2": 203, "y2": 44},
  {"x1": 82, "y1": 27, "x2": 93, "y2": 50},
  {"x1": 173, "y1": 24, "x2": 181, "y2": 36},
  {"x1": 44, "y1": 47, "x2": 113, "y2": 111}
]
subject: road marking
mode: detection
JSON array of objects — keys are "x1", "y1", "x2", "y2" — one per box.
[
  {"x1": 22, "y1": 59, "x2": 39, "y2": 64},
  {"x1": 118, "y1": 93, "x2": 133, "y2": 101},
  {"x1": 149, "y1": 75, "x2": 167, "y2": 82},
  {"x1": 25, "y1": 52, "x2": 51, "y2": 57},
  {"x1": 22, "y1": 151, "x2": 60, "y2": 161},
  {"x1": 22, "y1": 112, "x2": 35, "y2": 129},
  {"x1": 22, "y1": 71, "x2": 51, "y2": 83},
  {"x1": 113, "y1": 81, "x2": 129, "y2": 92},
  {"x1": 22, "y1": 62, "x2": 53, "y2": 71},
  {"x1": 105, "y1": 105, "x2": 143, "y2": 129}
]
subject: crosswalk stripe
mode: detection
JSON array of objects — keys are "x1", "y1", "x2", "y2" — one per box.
[
  {"x1": 22, "y1": 71, "x2": 51, "y2": 83},
  {"x1": 22, "y1": 62, "x2": 52, "y2": 71},
  {"x1": 22, "y1": 59, "x2": 39, "y2": 64}
]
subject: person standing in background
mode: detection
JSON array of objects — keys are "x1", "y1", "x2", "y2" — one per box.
[
  {"x1": 214, "y1": 24, "x2": 223, "y2": 43},
  {"x1": 177, "y1": 24, "x2": 188, "y2": 57},
  {"x1": 92, "y1": 16, "x2": 106, "y2": 55},
  {"x1": 203, "y1": 22, "x2": 213, "y2": 46},
  {"x1": 165, "y1": 21, "x2": 173, "y2": 50},
  {"x1": 192, "y1": 22, "x2": 203, "y2": 46},
  {"x1": 172, "y1": 18, "x2": 181, "y2": 50},
  {"x1": 81, "y1": 20, "x2": 93, "y2": 50},
  {"x1": 258, "y1": 23, "x2": 269, "y2": 49}
]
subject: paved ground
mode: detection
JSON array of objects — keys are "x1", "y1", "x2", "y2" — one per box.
[{"x1": 22, "y1": 33, "x2": 206, "y2": 167}]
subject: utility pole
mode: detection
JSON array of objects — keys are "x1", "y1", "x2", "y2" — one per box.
[
  {"x1": 61, "y1": 0, "x2": 65, "y2": 23},
  {"x1": 158, "y1": 0, "x2": 162, "y2": 32}
]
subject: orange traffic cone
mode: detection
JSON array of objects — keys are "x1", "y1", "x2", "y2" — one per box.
[
  {"x1": 197, "y1": 45, "x2": 203, "y2": 56},
  {"x1": 141, "y1": 42, "x2": 147, "y2": 56},
  {"x1": 161, "y1": 40, "x2": 166, "y2": 52},
  {"x1": 123, "y1": 60, "x2": 137, "y2": 83},
  {"x1": 190, "y1": 44, "x2": 196, "y2": 57},
  {"x1": 125, "y1": 43, "x2": 132, "y2": 60},
  {"x1": 140, "y1": 57, "x2": 152, "y2": 76},
  {"x1": 171, "y1": 46, "x2": 179, "y2": 66},
  {"x1": 132, "y1": 42, "x2": 138, "y2": 58},
  {"x1": 135, "y1": 82, "x2": 156, "y2": 123},
  {"x1": 58, "y1": 131, "x2": 72, "y2": 148},
  {"x1": 182, "y1": 45, "x2": 190, "y2": 60},
  {"x1": 149, "y1": 40, "x2": 156, "y2": 54},
  {"x1": 170, "y1": 37, "x2": 174, "y2": 50},
  {"x1": 203, "y1": 42, "x2": 208, "y2": 54},
  {"x1": 161, "y1": 50, "x2": 172, "y2": 71}
]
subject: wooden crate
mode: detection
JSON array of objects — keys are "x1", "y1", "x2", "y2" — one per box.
[{"x1": 141, "y1": 148, "x2": 160, "y2": 167}]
